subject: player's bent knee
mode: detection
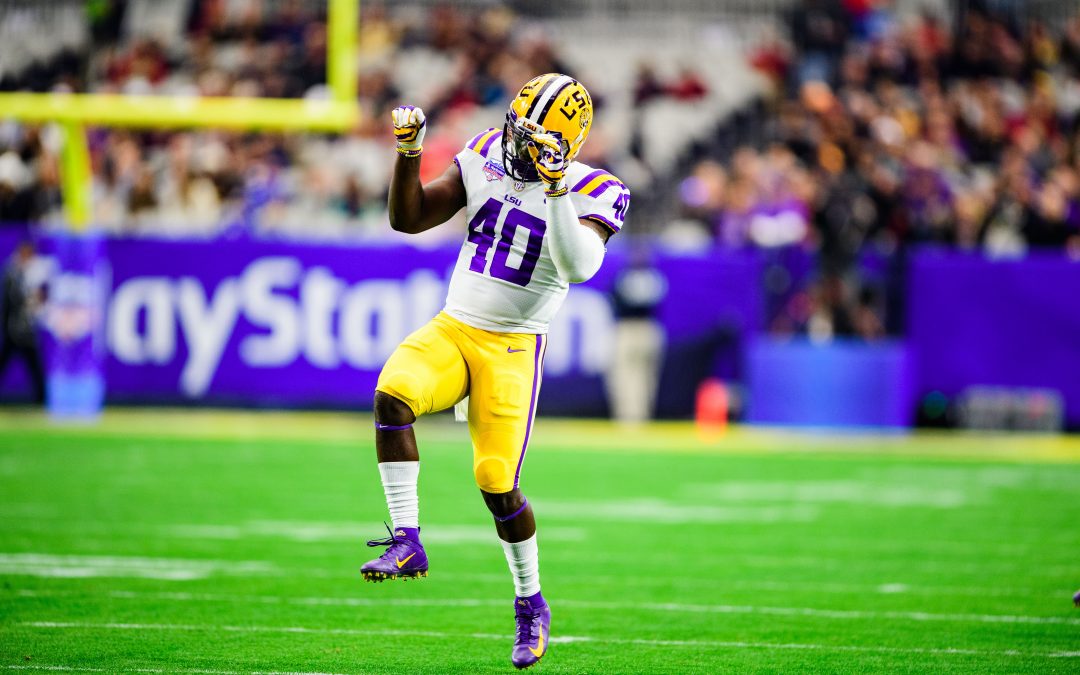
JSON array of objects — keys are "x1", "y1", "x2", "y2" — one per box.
[
  {"x1": 373, "y1": 390, "x2": 416, "y2": 426},
  {"x1": 481, "y1": 487, "x2": 525, "y2": 518},
  {"x1": 474, "y1": 457, "x2": 513, "y2": 494}
]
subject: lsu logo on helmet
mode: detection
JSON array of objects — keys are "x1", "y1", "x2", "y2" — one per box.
[{"x1": 502, "y1": 74, "x2": 594, "y2": 182}]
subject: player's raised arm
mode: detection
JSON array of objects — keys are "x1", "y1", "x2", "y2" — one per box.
[
  {"x1": 529, "y1": 131, "x2": 608, "y2": 283},
  {"x1": 387, "y1": 105, "x2": 467, "y2": 234}
]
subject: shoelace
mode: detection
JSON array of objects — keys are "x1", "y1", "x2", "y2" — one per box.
[
  {"x1": 366, "y1": 523, "x2": 411, "y2": 560},
  {"x1": 514, "y1": 609, "x2": 539, "y2": 643}
]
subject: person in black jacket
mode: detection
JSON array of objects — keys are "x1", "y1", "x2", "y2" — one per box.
[
  {"x1": 0, "y1": 241, "x2": 46, "y2": 404},
  {"x1": 605, "y1": 247, "x2": 668, "y2": 423}
]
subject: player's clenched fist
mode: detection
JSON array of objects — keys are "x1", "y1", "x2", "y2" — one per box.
[
  {"x1": 391, "y1": 105, "x2": 426, "y2": 155},
  {"x1": 528, "y1": 132, "x2": 569, "y2": 193}
]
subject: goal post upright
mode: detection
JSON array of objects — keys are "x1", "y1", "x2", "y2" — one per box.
[
  {"x1": 59, "y1": 122, "x2": 91, "y2": 228},
  {"x1": 328, "y1": 0, "x2": 359, "y2": 103}
]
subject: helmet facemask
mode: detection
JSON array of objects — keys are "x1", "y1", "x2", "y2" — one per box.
[
  {"x1": 503, "y1": 111, "x2": 539, "y2": 183},
  {"x1": 503, "y1": 111, "x2": 568, "y2": 184}
]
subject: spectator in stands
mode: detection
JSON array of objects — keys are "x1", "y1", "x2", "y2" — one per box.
[
  {"x1": 0, "y1": 152, "x2": 35, "y2": 224},
  {"x1": 688, "y1": 3, "x2": 1080, "y2": 258},
  {"x1": 787, "y1": 0, "x2": 848, "y2": 87},
  {"x1": 2, "y1": 0, "x2": 1078, "y2": 258}
]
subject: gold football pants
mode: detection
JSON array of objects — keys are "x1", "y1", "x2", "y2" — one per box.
[{"x1": 376, "y1": 312, "x2": 547, "y2": 493}]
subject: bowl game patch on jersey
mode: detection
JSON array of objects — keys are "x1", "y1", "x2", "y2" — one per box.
[{"x1": 483, "y1": 159, "x2": 506, "y2": 182}]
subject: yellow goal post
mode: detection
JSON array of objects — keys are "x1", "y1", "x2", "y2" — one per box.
[{"x1": 0, "y1": 0, "x2": 360, "y2": 230}]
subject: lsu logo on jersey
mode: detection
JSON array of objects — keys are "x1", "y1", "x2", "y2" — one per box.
[{"x1": 483, "y1": 159, "x2": 506, "y2": 182}]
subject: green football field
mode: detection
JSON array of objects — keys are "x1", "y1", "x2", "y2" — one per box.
[{"x1": 0, "y1": 409, "x2": 1078, "y2": 674}]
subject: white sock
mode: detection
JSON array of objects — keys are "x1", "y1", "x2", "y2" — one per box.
[
  {"x1": 378, "y1": 461, "x2": 419, "y2": 530},
  {"x1": 500, "y1": 534, "x2": 541, "y2": 597}
]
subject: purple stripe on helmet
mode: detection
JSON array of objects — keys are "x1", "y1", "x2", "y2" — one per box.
[
  {"x1": 571, "y1": 169, "x2": 607, "y2": 193},
  {"x1": 513, "y1": 334, "x2": 544, "y2": 488},
  {"x1": 586, "y1": 179, "x2": 624, "y2": 198},
  {"x1": 375, "y1": 422, "x2": 413, "y2": 432},
  {"x1": 494, "y1": 497, "x2": 529, "y2": 522},
  {"x1": 477, "y1": 130, "x2": 502, "y2": 156},
  {"x1": 582, "y1": 213, "x2": 621, "y2": 233}
]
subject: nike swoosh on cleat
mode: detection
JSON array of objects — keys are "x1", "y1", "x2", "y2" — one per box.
[
  {"x1": 507, "y1": 347, "x2": 527, "y2": 353},
  {"x1": 395, "y1": 553, "x2": 416, "y2": 568},
  {"x1": 528, "y1": 626, "x2": 545, "y2": 657}
]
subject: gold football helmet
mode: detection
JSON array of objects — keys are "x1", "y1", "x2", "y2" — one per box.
[{"x1": 503, "y1": 73, "x2": 593, "y2": 182}]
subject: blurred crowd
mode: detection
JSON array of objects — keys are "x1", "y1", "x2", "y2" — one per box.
[
  {"x1": 0, "y1": 0, "x2": 592, "y2": 241},
  {"x1": 2, "y1": 0, "x2": 1079, "y2": 266},
  {"x1": 669, "y1": 0, "x2": 1080, "y2": 339},
  {"x1": 680, "y1": 1, "x2": 1080, "y2": 263}
]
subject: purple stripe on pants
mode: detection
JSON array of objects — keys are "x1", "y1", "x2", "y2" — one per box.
[{"x1": 513, "y1": 334, "x2": 544, "y2": 488}]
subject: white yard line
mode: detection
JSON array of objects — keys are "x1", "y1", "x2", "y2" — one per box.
[
  {"x1": 6, "y1": 551, "x2": 1064, "y2": 600},
  {"x1": 6, "y1": 513, "x2": 1076, "y2": 570},
  {"x1": 682, "y1": 480, "x2": 970, "y2": 508},
  {"x1": 574, "y1": 600, "x2": 1080, "y2": 626},
  {"x1": 5, "y1": 666, "x2": 349, "y2": 675},
  {"x1": 0, "y1": 520, "x2": 587, "y2": 545},
  {"x1": 0, "y1": 554, "x2": 275, "y2": 580},
  {"x1": 535, "y1": 499, "x2": 820, "y2": 524},
  {"x1": 167, "y1": 521, "x2": 587, "y2": 544},
  {"x1": 15, "y1": 621, "x2": 1075, "y2": 659},
  {"x1": 310, "y1": 569, "x2": 1069, "y2": 599},
  {"x1": 16, "y1": 589, "x2": 503, "y2": 609},
  {"x1": 735, "y1": 579, "x2": 1067, "y2": 599},
  {"x1": 13, "y1": 589, "x2": 1080, "y2": 627}
]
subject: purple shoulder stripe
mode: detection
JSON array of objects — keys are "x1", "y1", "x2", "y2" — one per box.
[
  {"x1": 465, "y1": 128, "x2": 496, "y2": 151},
  {"x1": 477, "y1": 130, "x2": 502, "y2": 156},
  {"x1": 571, "y1": 169, "x2": 607, "y2": 192},
  {"x1": 586, "y1": 179, "x2": 625, "y2": 198}
]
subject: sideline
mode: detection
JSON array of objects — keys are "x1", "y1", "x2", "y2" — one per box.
[{"x1": 2, "y1": 408, "x2": 1079, "y2": 462}]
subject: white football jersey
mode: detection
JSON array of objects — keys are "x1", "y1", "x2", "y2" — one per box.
[{"x1": 443, "y1": 128, "x2": 630, "y2": 334}]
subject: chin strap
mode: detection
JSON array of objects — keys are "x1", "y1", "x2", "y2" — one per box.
[{"x1": 544, "y1": 186, "x2": 605, "y2": 283}]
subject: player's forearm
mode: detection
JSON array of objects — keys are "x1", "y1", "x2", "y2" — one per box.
[
  {"x1": 387, "y1": 155, "x2": 428, "y2": 234},
  {"x1": 545, "y1": 192, "x2": 605, "y2": 283}
]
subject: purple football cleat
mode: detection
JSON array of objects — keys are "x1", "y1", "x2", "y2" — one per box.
[
  {"x1": 360, "y1": 524, "x2": 428, "y2": 582},
  {"x1": 1073, "y1": 590, "x2": 1080, "y2": 607},
  {"x1": 511, "y1": 592, "x2": 550, "y2": 670}
]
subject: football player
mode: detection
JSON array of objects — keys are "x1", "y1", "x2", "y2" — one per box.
[{"x1": 360, "y1": 73, "x2": 629, "y2": 669}]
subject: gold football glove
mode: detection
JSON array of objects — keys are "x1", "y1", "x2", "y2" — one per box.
[
  {"x1": 391, "y1": 105, "x2": 426, "y2": 155},
  {"x1": 528, "y1": 132, "x2": 569, "y2": 192}
]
